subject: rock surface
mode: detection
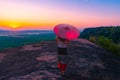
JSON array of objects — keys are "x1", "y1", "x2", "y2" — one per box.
[{"x1": 0, "y1": 38, "x2": 120, "y2": 80}]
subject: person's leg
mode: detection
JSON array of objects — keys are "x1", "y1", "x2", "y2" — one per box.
[
  {"x1": 57, "y1": 47, "x2": 67, "y2": 74},
  {"x1": 58, "y1": 55, "x2": 67, "y2": 74}
]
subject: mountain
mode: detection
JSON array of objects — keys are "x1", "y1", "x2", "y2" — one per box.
[
  {"x1": 0, "y1": 39, "x2": 120, "y2": 80},
  {"x1": 80, "y1": 26, "x2": 120, "y2": 43}
]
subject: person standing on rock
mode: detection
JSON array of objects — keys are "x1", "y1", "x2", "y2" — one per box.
[
  {"x1": 54, "y1": 24, "x2": 80, "y2": 75},
  {"x1": 56, "y1": 36, "x2": 69, "y2": 75}
]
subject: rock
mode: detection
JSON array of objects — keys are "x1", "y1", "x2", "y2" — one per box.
[
  {"x1": 0, "y1": 39, "x2": 120, "y2": 80},
  {"x1": 0, "y1": 53, "x2": 7, "y2": 63}
]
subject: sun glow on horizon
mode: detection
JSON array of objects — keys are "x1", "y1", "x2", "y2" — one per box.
[{"x1": 8, "y1": 24, "x2": 20, "y2": 30}]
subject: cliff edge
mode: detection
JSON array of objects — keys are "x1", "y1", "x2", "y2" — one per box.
[{"x1": 0, "y1": 38, "x2": 120, "y2": 80}]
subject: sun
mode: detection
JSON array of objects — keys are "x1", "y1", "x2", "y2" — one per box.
[
  {"x1": 9, "y1": 24, "x2": 19, "y2": 29},
  {"x1": 12, "y1": 25, "x2": 17, "y2": 29}
]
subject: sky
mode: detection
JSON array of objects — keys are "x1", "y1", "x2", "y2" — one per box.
[{"x1": 0, "y1": 0, "x2": 120, "y2": 30}]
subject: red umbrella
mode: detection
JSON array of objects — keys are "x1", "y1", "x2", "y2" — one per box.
[{"x1": 54, "y1": 24, "x2": 80, "y2": 40}]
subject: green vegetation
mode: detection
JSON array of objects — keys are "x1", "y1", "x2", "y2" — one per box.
[
  {"x1": 80, "y1": 26, "x2": 120, "y2": 56},
  {"x1": 0, "y1": 33, "x2": 55, "y2": 50},
  {"x1": 80, "y1": 26, "x2": 120, "y2": 43},
  {"x1": 93, "y1": 36, "x2": 120, "y2": 56}
]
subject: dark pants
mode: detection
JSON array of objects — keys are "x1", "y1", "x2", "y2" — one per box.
[{"x1": 57, "y1": 47, "x2": 67, "y2": 71}]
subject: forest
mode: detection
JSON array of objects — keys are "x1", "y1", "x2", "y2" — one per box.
[{"x1": 80, "y1": 26, "x2": 120, "y2": 56}]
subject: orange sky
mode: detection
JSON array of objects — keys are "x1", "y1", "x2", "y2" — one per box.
[{"x1": 0, "y1": 0, "x2": 120, "y2": 30}]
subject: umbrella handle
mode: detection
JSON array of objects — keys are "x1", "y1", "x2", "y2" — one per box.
[{"x1": 65, "y1": 39, "x2": 69, "y2": 44}]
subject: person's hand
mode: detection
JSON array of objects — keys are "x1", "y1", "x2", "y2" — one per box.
[{"x1": 65, "y1": 40, "x2": 69, "y2": 44}]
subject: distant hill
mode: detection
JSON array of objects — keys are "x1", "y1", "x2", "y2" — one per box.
[{"x1": 80, "y1": 26, "x2": 120, "y2": 43}]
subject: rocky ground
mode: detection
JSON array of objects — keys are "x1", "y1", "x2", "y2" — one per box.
[{"x1": 0, "y1": 38, "x2": 120, "y2": 80}]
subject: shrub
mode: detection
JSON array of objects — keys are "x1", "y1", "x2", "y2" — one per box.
[{"x1": 93, "y1": 36, "x2": 120, "y2": 57}]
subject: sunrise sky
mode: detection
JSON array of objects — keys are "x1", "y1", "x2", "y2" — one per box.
[{"x1": 0, "y1": 0, "x2": 120, "y2": 30}]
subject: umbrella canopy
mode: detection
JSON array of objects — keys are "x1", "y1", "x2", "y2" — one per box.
[{"x1": 54, "y1": 24, "x2": 80, "y2": 40}]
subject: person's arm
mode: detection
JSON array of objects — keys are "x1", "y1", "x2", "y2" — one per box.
[
  {"x1": 56, "y1": 36, "x2": 59, "y2": 44},
  {"x1": 65, "y1": 39, "x2": 69, "y2": 44}
]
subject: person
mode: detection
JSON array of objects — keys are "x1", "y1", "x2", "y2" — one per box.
[{"x1": 56, "y1": 36, "x2": 69, "y2": 75}]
